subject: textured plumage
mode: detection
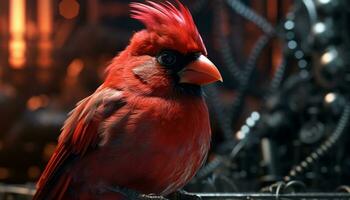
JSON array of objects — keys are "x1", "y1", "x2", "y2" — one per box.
[
  {"x1": 130, "y1": 0, "x2": 207, "y2": 55},
  {"x1": 33, "y1": 1, "x2": 222, "y2": 199}
]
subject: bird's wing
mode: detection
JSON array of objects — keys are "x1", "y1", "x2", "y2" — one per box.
[{"x1": 33, "y1": 87, "x2": 126, "y2": 200}]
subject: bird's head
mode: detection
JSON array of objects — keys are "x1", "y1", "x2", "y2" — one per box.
[{"x1": 105, "y1": 0, "x2": 222, "y2": 97}]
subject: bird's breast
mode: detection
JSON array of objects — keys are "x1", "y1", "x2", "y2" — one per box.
[{"x1": 74, "y1": 96, "x2": 211, "y2": 195}]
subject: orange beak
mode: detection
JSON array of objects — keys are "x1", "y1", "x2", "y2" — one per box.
[{"x1": 179, "y1": 55, "x2": 223, "y2": 85}]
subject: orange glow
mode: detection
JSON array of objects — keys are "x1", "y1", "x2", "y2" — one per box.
[
  {"x1": 59, "y1": 0, "x2": 80, "y2": 19},
  {"x1": 67, "y1": 59, "x2": 84, "y2": 77},
  {"x1": 0, "y1": 167, "x2": 10, "y2": 180},
  {"x1": 38, "y1": 0, "x2": 52, "y2": 35},
  {"x1": 38, "y1": 41, "x2": 53, "y2": 68},
  {"x1": 27, "y1": 166, "x2": 41, "y2": 179},
  {"x1": 38, "y1": 0, "x2": 53, "y2": 68},
  {"x1": 27, "y1": 95, "x2": 49, "y2": 111},
  {"x1": 9, "y1": 0, "x2": 26, "y2": 69},
  {"x1": 43, "y1": 143, "x2": 56, "y2": 161}
]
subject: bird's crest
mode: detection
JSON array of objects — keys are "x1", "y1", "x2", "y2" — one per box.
[{"x1": 130, "y1": 0, "x2": 207, "y2": 55}]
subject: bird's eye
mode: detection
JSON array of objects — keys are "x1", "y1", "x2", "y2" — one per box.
[{"x1": 157, "y1": 51, "x2": 178, "y2": 67}]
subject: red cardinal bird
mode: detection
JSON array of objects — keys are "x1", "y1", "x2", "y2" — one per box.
[{"x1": 33, "y1": 1, "x2": 222, "y2": 199}]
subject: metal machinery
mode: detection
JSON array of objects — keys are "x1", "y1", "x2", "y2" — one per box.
[{"x1": 187, "y1": 0, "x2": 350, "y2": 199}]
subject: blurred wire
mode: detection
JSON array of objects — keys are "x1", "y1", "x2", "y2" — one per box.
[
  {"x1": 225, "y1": 0, "x2": 275, "y2": 35},
  {"x1": 201, "y1": 0, "x2": 275, "y2": 182},
  {"x1": 205, "y1": 84, "x2": 235, "y2": 141},
  {"x1": 196, "y1": 111, "x2": 260, "y2": 180},
  {"x1": 215, "y1": 0, "x2": 244, "y2": 83},
  {"x1": 207, "y1": 0, "x2": 275, "y2": 141},
  {"x1": 228, "y1": 34, "x2": 272, "y2": 124},
  {"x1": 269, "y1": 57, "x2": 287, "y2": 93}
]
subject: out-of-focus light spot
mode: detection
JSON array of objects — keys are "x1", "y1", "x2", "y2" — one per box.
[
  {"x1": 27, "y1": 95, "x2": 49, "y2": 111},
  {"x1": 251, "y1": 111, "x2": 260, "y2": 121},
  {"x1": 9, "y1": 40, "x2": 26, "y2": 68},
  {"x1": 299, "y1": 70, "x2": 309, "y2": 78},
  {"x1": 38, "y1": 0, "x2": 52, "y2": 34},
  {"x1": 288, "y1": 40, "x2": 297, "y2": 49},
  {"x1": 0, "y1": 167, "x2": 10, "y2": 179},
  {"x1": 295, "y1": 50, "x2": 304, "y2": 59},
  {"x1": 284, "y1": 20, "x2": 295, "y2": 30},
  {"x1": 236, "y1": 131, "x2": 245, "y2": 140},
  {"x1": 246, "y1": 118, "x2": 255, "y2": 127},
  {"x1": 9, "y1": 0, "x2": 26, "y2": 69},
  {"x1": 313, "y1": 22, "x2": 326, "y2": 34},
  {"x1": 236, "y1": 125, "x2": 250, "y2": 140},
  {"x1": 321, "y1": 49, "x2": 337, "y2": 65},
  {"x1": 241, "y1": 125, "x2": 250, "y2": 134},
  {"x1": 298, "y1": 59, "x2": 308, "y2": 68},
  {"x1": 28, "y1": 166, "x2": 41, "y2": 179},
  {"x1": 325, "y1": 92, "x2": 336, "y2": 103},
  {"x1": 43, "y1": 143, "x2": 56, "y2": 161},
  {"x1": 318, "y1": 0, "x2": 331, "y2": 4},
  {"x1": 26, "y1": 21, "x2": 37, "y2": 40},
  {"x1": 38, "y1": 0, "x2": 53, "y2": 68},
  {"x1": 38, "y1": 40, "x2": 53, "y2": 68},
  {"x1": 67, "y1": 59, "x2": 84, "y2": 77},
  {"x1": 59, "y1": 0, "x2": 80, "y2": 19}
]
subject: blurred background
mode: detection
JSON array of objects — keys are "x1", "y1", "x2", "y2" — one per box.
[{"x1": 0, "y1": 0, "x2": 350, "y2": 199}]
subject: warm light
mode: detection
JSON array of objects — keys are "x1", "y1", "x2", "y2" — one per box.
[
  {"x1": 38, "y1": 0, "x2": 52, "y2": 35},
  {"x1": 9, "y1": 0, "x2": 26, "y2": 69},
  {"x1": 38, "y1": 0, "x2": 53, "y2": 68},
  {"x1": 27, "y1": 95, "x2": 49, "y2": 111},
  {"x1": 67, "y1": 59, "x2": 84, "y2": 77},
  {"x1": 10, "y1": 0, "x2": 25, "y2": 38},
  {"x1": 325, "y1": 93, "x2": 336, "y2": 103},
  {"x1": 236, "y1": 125, "x2": 250, "y2": 140},
  {"x1": 321, "y1": 49, "x2": 337, "y2": 65},
  {"x1": 38, "y1": 41, "x2": 53, "y2": 68},
  {"x1": 59, "y1": 0, "x2": 80, "y2": 19},
  {"x1": 236, "y1": 131, "x2": 245, "y2": 140}
]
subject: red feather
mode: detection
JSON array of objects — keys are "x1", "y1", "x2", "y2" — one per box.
[
  {"x1": 130, "y1": 0, "x2": 207, "y2": 55},
  {"x1": 33, "y1": 1, "x2": 214, "y2": 199}
]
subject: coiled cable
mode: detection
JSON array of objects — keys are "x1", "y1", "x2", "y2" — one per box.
[
  {"x1": 228, "y1": 34, "x2": 272, "y2": 124},
  {"x1": 225, "y1": 0, "x2": 274, "y2": 35},
  {"x1": 284, "y1": 103, "x2": 350, "y2": 181}
]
